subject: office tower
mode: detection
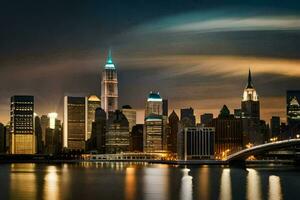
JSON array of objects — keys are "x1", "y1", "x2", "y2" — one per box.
[
  {"x1": 10, "y1": 95, "x2": 35, "y2": 154},
  {"x1": 101, "y1": 49, "x2": 118, "y2": 117},
  {"x1": 162, "y1": 99, "x2": 168, "y2": 117},
  {"x1": 0, "y1": 123, "x2": 5, "y2": 153},
  {"x1": 180, "y1": 107, "x2": 196, "y2": 127},
  {"x1": 130, "y1": 124, "x2": 143, "y2": 152},
  {"x1": 45, "y1": 125, "x2": 62, "y2": 155},
  {"x1": 200, "y1": 113, "x2": 213, "y2": 126},
  {"x1": 144, "y1": 92, "x2": 165, "y2": 152},
  {"x1": 168, "y1": 111, "x2": 179, "y2": 153},
  {"x1": 63, "y1": 96, "x2": 86, "y2": 150},
  {"x1": 35, "y1": 116, "x2": 43, "y2": 154},
  {"x1": 87, "y1": 108, "x2": 107, "y2": 153},
  {"x1": 40, "y1": 115, "x2": 49, "y2": 145},
  {"x1": 5, "y1": 124, "x2": 10, "y2": 153},
  {"x1": 270, "y1": 116, "x2": 280, "y2": 137},
  {"x1": 48, "y1": 112, "x2": 58, "y2": 129},
  {"x1": 106, "y1": 110, "x2": 129, "y2": 153},
  {"x1": 241, "y1": 69, "x2": 260, "y2": 121},
  {"x1": 178, "y1": 127, "x2": 215, "y2": 160},
  {"x1": 121, "y1": 105, "x2": 136, "y2": 132},
  {"x1": 209, "y1": 105, "x2": 243, "y2": 158},
  {"x1": 87, "y1": 95, "x2": 101, "y2": 140},
  {"x1": 233, "y1": 109, "x2": 242, "y2": 118},
  {"x1": 286, "y1": 90, "x2": 300, "y2": 128}
]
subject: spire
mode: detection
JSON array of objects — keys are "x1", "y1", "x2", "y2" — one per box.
[
  {"x1": 246, "y1": 68, "x2": 254, "y2": 89},
  {"x1": 106, "y1": 48, "x2": 113, "y2": 64}
]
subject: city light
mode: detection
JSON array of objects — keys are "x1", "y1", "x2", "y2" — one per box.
[{"x1": 48, "y1": 112, "x2": 58, "y2": 129}]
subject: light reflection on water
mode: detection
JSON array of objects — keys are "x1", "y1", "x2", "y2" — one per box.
[{"x1": 1, "y1": 163, "x2": 296, "y2": 200}]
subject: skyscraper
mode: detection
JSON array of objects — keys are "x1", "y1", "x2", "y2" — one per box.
[
  {"x1": 130, "y1": 124, "x2": 143, "y2": 152},
  {"x1": 35, "y1": 116, "x2": 43, "y2": 154},
  {"x1": 162, "y1": 99, "x2": 168, "y2": 117},
  {"x1": 10, "y1": 95, "x2": 35, "y2": 154},
  {"x1": 87, "y1": 95, "x2": 101, "y2": 140},
  {"x1": 209, "y1": 105, "x2": 243, "y2": 158},
  {"x1": 63, "y1": 96, "x2": 86, "y2": 150},
  {"x1": 144, "y1": 92, "x2": 165, "y2": 152},
  {"x1": 0, "y1": 123, "x2": 6, "y2": 153},
  {"x1": 201, "y1": 113, "x2": 213, "y2": 126},
  {"x1": 270, "y1": 116, "x2": 281, "y2": 137},
  {"x1": 40, "y1": 115, "x2": 49, "y2": 145},
  {"x1": 241, "y1": 69, "x2": 260, "y2": 121},
  {"x1": 101, "y1": 49, "x2": 118, "y2": 117},
  {"x1": 168, "y1": 110, "x2": 179, "y2": 153},
  {"x1": 286, "y1": 90, "x2": 300, "y2": 127},
  {"x1": 106, "y1": 110, "x2": 129, "y2": 153},
  {"x1": 180, "y1": 107, "x2": 196, "y2": 127}
]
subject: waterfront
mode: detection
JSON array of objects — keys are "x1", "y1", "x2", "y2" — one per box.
[{"x1": 0, "y1": 163, "x2": 299, "y2": 200}]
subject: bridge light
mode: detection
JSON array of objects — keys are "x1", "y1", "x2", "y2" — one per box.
[{"x1": 297, "y1": 134, "x2": 300, "y2": 139}]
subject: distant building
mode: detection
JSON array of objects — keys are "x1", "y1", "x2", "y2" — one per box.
[
  {"x1": 87, "y1": 108, "x2": 106, "y2": 153},
  {"x1": 200, "y1": 113, "x2": 213, "y2": 126},
  {"x1": 10, "y1": 95, "x2": 35, "y2": 154},
  {"x1": 178, "y1": 127, "x2": 215, "y2": 160},
  {"x1": 130, "y1": 124, "x2": 143, "y2": 152},
  {"x1": 0, "y1": 123, "x2": 6, "y2": 153},
  {"x1": 101, "y1": 49, "x2": 118, "y2": 117},
  {"x1": 234, "y1": 109, "x2": 242, "y2": 118},
  {"x1": 40, "y1": 115, "x2": 49, "y2": 145},
  {"x1": 209, "y1": 105, "x2": 243, "y2": 158},
  {"x1": 180, "y1": 107, "x2": 196, "y2": 127},
  {"x1": 270, "y1": 116, "x2": 281, "y2": 137},
  {"x1": 121, "y1": 105, "x2": 136, "y2": 132},
  {"x1": 63, "y1": 96, "x2": 86, "y2": 150},
  {"x1": 286, "y1": 90, "x2": 300, "y2": 128},
  {"x1": 144, "y1": 92, "x2": 165, "y2": 152},
  {"x1": 87, "y1": 95, "x2": 101, "y2": 140},
  {"x1": 168, "y1": 111, "x2": 179, "y2": 153},
  {"x1": 162, "y1": 99, "x2": 168, "y2": 117},
  {"x1": 106, "y1": 110, "x2": 129, "y2": 153}
]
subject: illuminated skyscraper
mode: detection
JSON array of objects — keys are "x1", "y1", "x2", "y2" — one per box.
[
  {"x1": 48, "y1": 112, "x2": 58, "y2": 129},
  {"x1": 101, "y1": 49, "x2": 118, "y2": 117},
  {"x1": 241, "y1": 69, "x2": 260, "y2": 121},
  {"x1": 286, "y1": 90, "x2": 300, "y2": 127},
  {"x1": 63, "y1": 96, "x2": 86, "y2": 150},
  {"x1": 87, "y1": 95, "x2": 101, "y2": 140},
  {"x1": 10, "y1": 95, "x2": 35, "y2": 154},
  {"x1": 144, "y1": 92, "x2": 165, "y2": 152}
]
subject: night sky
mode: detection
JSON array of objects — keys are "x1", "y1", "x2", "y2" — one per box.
[{"x1": 1, "y1": 0, "x2": 300, "y2": 124}]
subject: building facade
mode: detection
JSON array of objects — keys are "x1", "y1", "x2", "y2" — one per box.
[
  {"x1": 201, "y1": 113, "x2": 213, "y2": 126},
  {"x1": 10, "y1": 95, "x2": 35, "y2": 154},
  {"x1": 130, "y1": 124, "x2": 143, "y2": 152},
  {"x1": 180, "y1": 107, "x2": 196, "y2": 127},
  {"x1": 168, "y1": 111, "x2": 179, "y2": 153},
  {"x1": 178, "y1": 127, "x2": 215, "y2": 160},
  {"x1": 121, "y1": 105, "x2": 136, "y2": 132},
  {"x1": 101, "y1": 50, "x2": 118, "y2": 117},
  {"x1": 287, "y1": 90, "x2": 300, "y2": 128},
  {"x1": 106, "y1": 110, "x2": 129, "y2": 153},
  {"x1": 63, "y1": 96, "x2": 86, "y2": 150},
  {"x1": 87, "y1": 95, "x2": 101, "y2": 140}
]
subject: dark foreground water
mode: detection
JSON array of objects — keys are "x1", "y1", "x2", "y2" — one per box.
[{"x1": 0, "y1": 163, "x2": 299, "y2": 200}]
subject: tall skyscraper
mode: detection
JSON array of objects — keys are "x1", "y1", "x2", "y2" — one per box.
[
  {"x1": 40, "y1": 115, "x2": 49, "y2": 145},
  {"x1": 87, "y1": 95, "x2": 101, "y2": 140},
  {"x1": 106, "y1": 110, "x2": 129, "y2": 153},
  {"x1": 10, "y1": 95, "x2": 35, "y2": 154},
  {"x1": 144, "y1": 92, "x2": 165, "y2": 152},
  {"x1": 130, "y1": 124, "x2": 143, "y2": 152},
  {"x1": 168, "y1": 110, "x2": 179, "y2": 153},
  {"x1": 241, "y1": 69, "x2": 260, "y2": 121},
  {"x1": 63, "y1": 96, "x2": 86, "y2": 150},
  {"x1": 209, "y1": 105, "x2": 243, "y2": 158},
  {"x1": 180, "y1": 107, "x2": 196, "y2": 127},
  {"x1": 121, "y1": 105, "x2": 136, "y2": 132},
  {"x1": 0, "y1": 123, "x2": 6, "y2": 153},
  {"x1": 35, "y1": 116, "x2": 43, "y2": 154},
  {"x1": 201, "y1": 113, "x2": 213, "y2": 126},
  {"x1": 101, "y1": 49, "x2": 118, "y2": 117}
]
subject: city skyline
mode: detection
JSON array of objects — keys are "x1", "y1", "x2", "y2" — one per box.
[{"x1": 1, "y1": 1, "x2": 300, "y2": 124}]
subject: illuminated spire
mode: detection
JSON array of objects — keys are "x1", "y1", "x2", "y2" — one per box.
[
  {"x1": 104, "y1": 48, "x2": 115, "y2": 69},
  {"x1": 246, "y1": 68, "x2": 253, "y2": 89}
]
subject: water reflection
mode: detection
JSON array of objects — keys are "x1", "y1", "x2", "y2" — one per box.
[
  {"x1": 199, "y1": 167, "x2": 210, "y2": 199},
  {"x1": 44, "y1": 166, "x2": 59, "y2": 200},
  {"x1": 125, "y1": 167, "x2": 136, "y2": 200},
  {"x1": 143, "y1": 165, "x2": 169, "y2": 200},
  {"x1": 10, "y1": 164, "x2": 37, "y2": 200},
  {"x1": 180, "y1": 168, "x2": 193, "y2": 200},
  {"x1": 247, "y1": 169, "x2": 262, "y2": 200},
  {"x1": 269, "y1": 175, "x2": 282, "y2": 200},
  {"x1": 219, "y1": 168, "x2": 232, "y2": 200}
]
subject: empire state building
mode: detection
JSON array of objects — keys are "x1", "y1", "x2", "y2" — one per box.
[{"x1": 101, "y1": 49, "x2": 118, "y2": 116}]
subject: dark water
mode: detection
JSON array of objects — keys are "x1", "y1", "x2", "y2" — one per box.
[{"x1": 0, "y1": 163, "x2": 299, "y2": 200}]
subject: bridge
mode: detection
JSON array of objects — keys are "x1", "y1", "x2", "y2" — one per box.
[{"x1": 226, "y1": 138, "x2": 300, "y2": 163}]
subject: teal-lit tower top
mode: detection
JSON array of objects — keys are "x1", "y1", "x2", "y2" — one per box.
[{"x1": 105, "y1": 49, "x2": 115, "y2": 69}]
